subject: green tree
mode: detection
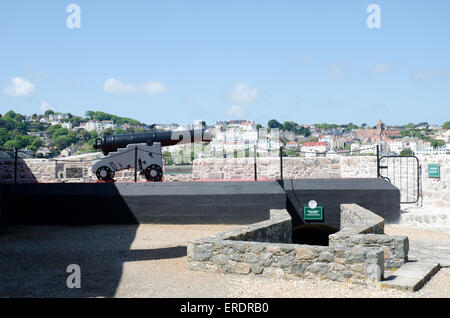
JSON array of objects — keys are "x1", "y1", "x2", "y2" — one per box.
[
  {"x1": 283, "y1": 121, "x2": 297, "y2": 132},
  {"x1": 4, "y1": 110, "x2": 16, "y2": 119},
  {"x1": 0, "y1": 127, "x2": 12, "y2": 145},
  {"x1": 430, "y1": 140, "x2": 445, "y2": 148},
  {"x1": 443, "y1": 121, "x2": 450, "y2": 130},
  {"x1": 114, "y1": 127, "x2": 127, "y2": 135},
  {"x1": 44, "y1": 110, "x2": 55, "y2": 117},
  {"x1": 267, "y1": 119, "x2": 283, "y2": 129},
  {"x1": 400, "y1": 149, "x2": 413, "y2": 156}
]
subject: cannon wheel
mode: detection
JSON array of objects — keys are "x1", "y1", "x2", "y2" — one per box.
[
  {"x1": 144, "y1": 164, "x2": 163, "y2": 182},
  {"x1": 96, "y1": 166, "x2": 115, "y2": 182}
]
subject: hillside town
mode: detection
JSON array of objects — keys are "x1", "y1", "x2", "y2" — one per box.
[{"x1": 1, "y1": 110, "x2": 449, "y2": 160}]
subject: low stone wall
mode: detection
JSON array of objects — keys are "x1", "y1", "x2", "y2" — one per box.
[
  {"x1": 193, "y1": 155, "x2": 450, "y2": 208},
  {"x1": 329, "y1": 204, "x2": 409, "y2": 269},
  {"x1": 2, "y1": 154, "x2": 448, "y2": 209},
  {"x1": 0, "y1": 153, "x2": 194, "y2": 183},
  {"x1": 339, "y1": 203, "x2": 385, "y2": 235},
  {"x1": 187, "y1": 208, "x2": 387, "y2": 284}
]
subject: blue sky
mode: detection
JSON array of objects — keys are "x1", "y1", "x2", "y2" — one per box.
[{"x1": 0, "y1": 0, "x2": 449, "y2": 126}]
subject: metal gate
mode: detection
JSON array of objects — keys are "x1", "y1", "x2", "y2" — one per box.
[{"x1": 377, "y1": 151, "x2": 421, "y2": 204}]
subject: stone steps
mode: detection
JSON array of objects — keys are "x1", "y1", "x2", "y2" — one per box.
[{"x1": 380, "y1": 261, "x2": 441, "y2": 292}]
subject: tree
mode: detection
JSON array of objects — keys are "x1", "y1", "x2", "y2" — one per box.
[
  {"x1": 268, "y1": 119, "x2": 283, "y2": 129},
  {"x1": 256, "y1": 124, "x2": 262, "y2": 130},
  {"x1": 400, "y1": 149, "x2": 413, "y2": 156},
  {"x1": 283, "y1": 121, "x2": 297, "y2": 132},
  {"x1": 44, "y1": 110, "x2": 55, "y2": 117},
  {"x1": 416, "y1": 122, "x2": 429, "y2": 128},
  {"x1": 114, "y1": 127, "x2": 127, "y2": 135},
  {"x1": 0, "y1": 128, "x2": 12, "y2": 145},
  {"x1": 4, "y1": 110, "x2": 16, "y2": 119},
  {"x1": 346, "y1": 123, "x2": 358, "y2": 131},
  {"x1": 85, "y1": 111, "x2": 95, "y2": 119},
  {"x1": 430, "y1": 140, "x2": 445, "y2": 148},
  {"x1": 443, "y1": 121, "x2": 450, "y2": 130}
]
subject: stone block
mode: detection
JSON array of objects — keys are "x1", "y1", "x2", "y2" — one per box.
[
  {"x1": 290, "y1": 262, "x2": 308, "y2": 275},
  {"x1": 236, "y1": 263, "x2": 251, "y2": 274},
  {"x1": 318, "y1": 252, "x2": 335, "y2": 263},
  {"x1": 263, "y1": 267, "x2": 285, "y2": 278},
  {"x1": 194, "y1": 244, "x2": 213, "y2": 261},
  {"x1": 295, "y1": 247, "x2": 316, "y2": 261},
  {"x1": 251, "y1": 264, "x2": 264, "y2": 274},
  {"x1": 212, "y1": 254, "x2": 229, "y2": 265},
  {"x1": 308, "y1": 262, "x2": 329, "y2": 275},
  {"x1": 366, "y1": 264, "x2": 382, "y2": 282},
  {"x1": 243, "y1": 252, "x2": 259, "y2": 263}
]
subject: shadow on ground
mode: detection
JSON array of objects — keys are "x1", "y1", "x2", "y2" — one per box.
[{"x1": 0, "y1": 225, "x2": 187, "y2": 297}]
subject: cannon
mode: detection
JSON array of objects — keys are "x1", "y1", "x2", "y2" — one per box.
[{"x1": 92, "y1": 129, "x2": 212, "y2": 182}]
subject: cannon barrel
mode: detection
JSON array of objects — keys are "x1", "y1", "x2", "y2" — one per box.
[{"x1": 93, "y1": 129, "x2": 212, "y2": 155}]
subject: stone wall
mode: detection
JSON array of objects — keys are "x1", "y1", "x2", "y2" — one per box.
[
  {"x1": 192, "y1": 155, "x2": 450, "y2": 207},
  {"x1": 1, "y1": 154, "x2": 448, "y2": 208},
  {"x1": 0, "y1": 153, "x2": 193, "y2": 183},
  {"x1": 187, "y1": 207, "x2": 393, "y2": 285},
  {"x1": 329, "y1": 204, "x2": 409, "y2": 269}
]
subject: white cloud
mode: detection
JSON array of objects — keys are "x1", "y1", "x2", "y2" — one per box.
[
  {"x1": 226, "y1": 83, "x2": 258, "y2": 104},
  {"x1": 226, "y1": 105, "x2": 246, "y2": 117},
  {"x1": 371, "y1": 64, "x2": 393, "y2": 74},
  {"x1": 3, "y1": 77, "x2": 35, "y2": 97},
  {"x1": 40, "y1": 101, "x2": 55, "y2": 114},
  {"x1": 103, "y1": 78, "x2": 166, "y2": 95}
]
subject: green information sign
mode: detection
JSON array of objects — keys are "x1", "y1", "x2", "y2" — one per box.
[
  {"x1": 428, "y1": 164, "x2": 440, "y2": 178},
  {"x1": 304, "y1": 206, "x2": 323, "y2": 221}
]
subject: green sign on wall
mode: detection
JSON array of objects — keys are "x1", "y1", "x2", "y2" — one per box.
[
  {"x1": 428, "y1": 164, "x2": 440, "y2": 178},
  {"x1": 304, "y1": 206, "x2": 323, "y2": 221}
]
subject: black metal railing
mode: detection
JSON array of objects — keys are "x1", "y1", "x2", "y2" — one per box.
[{"x1": 376, "y1": 145, "x2": 421, "y2": 204}]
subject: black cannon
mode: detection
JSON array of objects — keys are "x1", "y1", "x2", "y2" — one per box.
[
  {"x1": 92, "y1": 129, "x2": 212, "y2": 182},
  {"x1": 93, "y1": 129, "x2": 212, "y2": 156}
]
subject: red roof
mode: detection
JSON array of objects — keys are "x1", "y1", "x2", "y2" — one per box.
[{"x1": 301, "y1": 142, "x2": 327, "y2": 147}]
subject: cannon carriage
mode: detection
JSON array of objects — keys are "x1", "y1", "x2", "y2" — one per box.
[{"x1": 91, "y1": 129, "x2": 211, "y2": 182}]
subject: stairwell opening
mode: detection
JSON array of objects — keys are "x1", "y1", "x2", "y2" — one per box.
[{"x1": 292, "y1": 224, "x2": 339, "y2": 246}]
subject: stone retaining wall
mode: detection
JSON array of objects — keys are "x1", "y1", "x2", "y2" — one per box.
[
  {"x1": 2, "y1": 154, "x2": 448, "y2": 208},
  {"x1": 187, "y1": 208, "x2": 390, "y2": 285},
  {"x1": 329, "y1": 204, "x2": 409, "y2": 269},
  {"x1": 0, "y1": 153, "x2": 193, "y2": 183},
  {"x1": 193, "y1": 155, "x2": 450, "y2": 207}
]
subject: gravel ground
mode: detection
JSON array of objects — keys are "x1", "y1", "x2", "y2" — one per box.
[{"x1": 1, "y1": 224, "x2": 449, "y2": 298}]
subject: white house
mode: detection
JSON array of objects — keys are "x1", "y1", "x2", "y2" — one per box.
[{"x1": 301, "y1": 142, "x2": 327, "y2": 154}]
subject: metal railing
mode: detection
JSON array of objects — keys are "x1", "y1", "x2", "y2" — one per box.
[{"x1": 376, "y1": 145, "x2": 421, "y2": 204}]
